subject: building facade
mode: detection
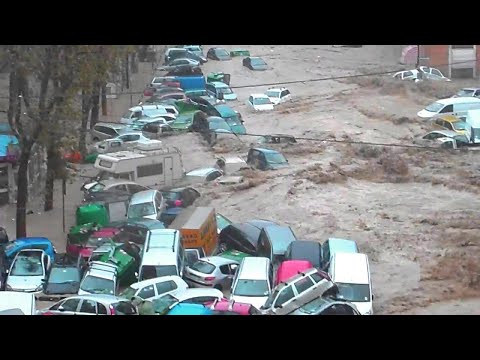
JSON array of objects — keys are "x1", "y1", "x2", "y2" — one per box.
[{"x1": 419, "y1": 45, "x2": 480, "y2": 79}]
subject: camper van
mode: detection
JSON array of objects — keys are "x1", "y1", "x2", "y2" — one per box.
[
  {"x1": 93, "y1": 143, "x2": 184, "y2": 188},
  {"x1": 417, "y1": 97, "x2": 480, "y2": 119}
]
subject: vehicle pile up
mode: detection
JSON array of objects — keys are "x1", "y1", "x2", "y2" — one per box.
[{"x1": 0, "y1": 46, "x2": 373, "y2": 316}]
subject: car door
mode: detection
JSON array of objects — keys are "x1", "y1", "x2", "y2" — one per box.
[
  {"x1": 78, "y1": 299, "x2": 98, "y2": 315},
  {"x1": 219, "y1": 263, "x2": 236, "y2": 288},
  {"x1": 53, "y1": 298, "x2": 81, "y2": 315},
  {"x1": 137, "y1": 284, "x2": 156, "y2": 300},
  {"x1": 155, "y1": 280, "x2": 177, "y2": 298}
]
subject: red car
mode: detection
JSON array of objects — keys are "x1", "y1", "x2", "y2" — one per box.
[
  {"x1": 209, "y1": 299, "x2": 261, "y2": 315},
  {"x1": 275, "y1": 260, "x2": 313, "y2": 286}
]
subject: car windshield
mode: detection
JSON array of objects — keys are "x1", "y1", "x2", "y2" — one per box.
[
  {"x1": 144, "y1": 109, "x2": 167, "y2": 117},
  {"x1": 265, "y1": 90, "x2": 280, "y2": 98},
  {"x1": 10, "y1": 253, "x2": 44, "y2": 276},
  {"x1": 264, "y1": 152, "x2": 287, "y2": 165},
  {"x1": 254, "y1": 97, "x2": 271, "y2": 105},
  {"x1": 80, "y1": 275, "x2": 115, "y2": 295},
  {"x1": 162, "y1": 191, "x2": 180, "y2": 202},
  {"x1": 233, "y1": 279, "x2": 269, "y2": 297},
  {"x1": 209, "y1": 120, "x2": 231, "y2": 132},
  {"x1": 335, "y1": 283, "x2": 371, "y2": 302},
  {"x1": 48, "y1": 268, "x2": 79, "y2": 283},
  {"x1": 190, "y1": 260, "x2": 216, "y2": 274},
  {"x1": 452, "y1": 121, "x2": 467, "y2": 130},
  {"x1": 175, "y1": 115, "x2": 193, "y2": 124},
  {"x1": 128, "y1": 203, "x2": 156, "y2": 218},
  {"x1": 216, "y1": 49, "x2": 229, "y2": 57},
  {"x1": 120, "y1": 286, "x2": 137, "y2": 299},
  {"x1": 425, "y1": 102, "x2": 444, "y2": 113},
  {"x1": 457, "y1": 89, "x2": 475, "y2": 97},
  {"x1": 225, "y1": 118, "x2": 241, "y2": 127},
  {"x1": 89, "y1": 183, "x2": 106, "y2": 192},
  {"x1": 140, "y1": 265, "x2": 177, "y2": 281},
  {"x1": 251, "y1": 58, "x2": 266, "y2": 66},
  {"x1": 218, "y1": 87, "x2": 233, "y2": 95}
]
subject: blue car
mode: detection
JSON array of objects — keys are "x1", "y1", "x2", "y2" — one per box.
[
  {"x1": 4, "y1": 237, "x2": 56, "y2": 264},
  {"x1": 213, "y1": 104, "x2": 246, "y2": 135},
  {"x1": 167, "y1": 303, "x2": 214, "y2": 315},
  {"x1": 321, "y1": 238, "x2": 359, "y2": 270}
]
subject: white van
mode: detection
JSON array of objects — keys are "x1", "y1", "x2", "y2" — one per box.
[
  {"x1": 0, "y1": 291, "x2": 36, "y2": 315},
  {"x1": 127, "y1": 190, "x2": 165, "y2": 221},
  {"x1": 417, "y1": 97, "x2": 480, "y2": 119},
  {"x1": 94, "y1": 145, "x2": 184, "y2": 188},
  {"x1": 464, "y1": 109, "x2": 480, "y2": 143},
  {"x1": 230, "y1": 257, "x2": 273, "y2": 309},
  {"x1": 328, "y1": 253, "x2": 373, "y2": 315},
  {"x1": 139, "y1": 229, "x2": 186, "y2": 281},
  {"x1": 121, "y1": 105, "x2": 178, "y2": 125}
]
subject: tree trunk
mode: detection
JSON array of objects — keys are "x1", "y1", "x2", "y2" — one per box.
[
  {"x1": 125, "y1": 54, "x2": 130, "y2": 90},
  {"x1": 90, "y1": 84, "x2": 100, "y2": 127},
  {"x1": 44, "y1": 143, "x2": 56, "y2": 211},
  {"x1": 16, "y1": 145, "x2": 32, "y2": 238},
  {"x1": 79, "y1": 90, "x2": 92, "y2": 157},
  {"x1": 101, "y1": 82, "x2": 107, "y2": 116}
]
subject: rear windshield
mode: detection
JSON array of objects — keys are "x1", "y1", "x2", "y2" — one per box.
[
  {"x1": 335, "y1": 283, "x2": 371, "y2": 303},
  {"x1": 233, "y1": 279, "x2": 269, "y2": 297},
  {"x1": 190, "y1": 260, "x2": 216, "y2": 274},
  {"x1": 140, "y1": 265, "x2": 177, "y2": 281},
  {"x1": 452, "y1": 121, "x2": 467, "y2": 131},
  {"x1": 80, "y1": 276, "x2": 115, "y2": 295}
]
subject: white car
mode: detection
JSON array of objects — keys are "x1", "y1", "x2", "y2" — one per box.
[
  {"x1": 393, "y1": 67, "x2": 451, "y2": 82},
  {"x1": 121, "y1": 105, "x2": 177, "y2": 124},
  {"x1": 0, "y1": 292, "x2": 36, "y2": 315},
  {"x1": 78, "y1": 262, "x2": 118, "y2": 296},
  {"x1": 5, "y1": 249, "x2": 51, "y2": 294},
  {"x1": 392, "y1": 69, "x2": 420, "y2": 82},
  {"x1": 246, "y1": 94, "x2": 274, "y2": 111},
  {"x1": 184, "y1": 167, "x2": 223, "y2": 184},
  {"x1": 265, "y1": 87, "x2": 291, "y2": 105},
  {"x1": 170, "y1": 288, "x2": 224, "y2": 304},
  {"x1": 419, "y1": 66, "x2": 451, "y2": 82},
  {"x1": 120, "y1": 276, "x2": 188, "y2": 301}
]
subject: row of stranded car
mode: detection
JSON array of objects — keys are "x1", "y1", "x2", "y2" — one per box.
[{"x1": 0, "y1": 208, "x2": 373, "y2": 315}]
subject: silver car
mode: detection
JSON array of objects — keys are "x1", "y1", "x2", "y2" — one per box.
[
  {"x1": 5, "y1": 249, "x2": 51, "y2": 294},
  {"x1": 39, "y1": 294, "x2": 138, "y2": 315},
  {"x1": 184, "y1": 256, "x2": 239, "y2": 291}
]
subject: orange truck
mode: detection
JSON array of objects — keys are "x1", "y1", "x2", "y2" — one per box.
[{"x1": 168, "y1": 206, "x2": 218, "y2": 256}]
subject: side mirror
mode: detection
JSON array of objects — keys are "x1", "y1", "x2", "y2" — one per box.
[
  {"x1": 135, "y1": 272, "x2": 139, "y2": 278},
  {"x1": 58, "y1": 306, "x2": 65, "y2": 312}
]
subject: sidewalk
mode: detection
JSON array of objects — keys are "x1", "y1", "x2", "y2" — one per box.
[{"x1": 0, "y1": 54, "x2": 160, "y2": 247}]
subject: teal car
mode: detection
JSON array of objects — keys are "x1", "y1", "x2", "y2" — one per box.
[
  {"x1": 213, "y1": 104, "x2": 246, "y2": 135},
  {"x1": 170, "y1": 112, "x2": 195, "y2": 131}
]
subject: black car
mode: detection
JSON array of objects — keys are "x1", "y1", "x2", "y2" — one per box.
[
  {"x1": 206, "y1": 47, "x2": 231, "y2": 61},
  {"x1": 42, "y1": 256, "x2": 81, "y2": 299},
  {"x1": 242, "y1": 56, "x2": 268, "y2": 71},
  {"x1": 285, "y1": 240, "x2": 323, "y2": 268},
  {"x1": 161, "y1": 187, "x2": 201, "y2": 209},
  {"x1": 218, "y1": 220, "x2": 278, "y2": 255}
]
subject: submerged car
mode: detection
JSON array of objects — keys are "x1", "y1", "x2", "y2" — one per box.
[
  {"x1": 453, "y1": 87, "x2": 480, "y2": 98},
  {"x1": 184, "y1": 167, "x2": 223, "y2": 185},
  {"x1": 161, "y1": 186, "x2": 201, "y2": 209},
  {"x1": 265, "y1": 87, "x2": 291, "y2": 105},
  {"x1": 120, "y1": 275, "x2": 188, "y2": 301},
  {"x1": 289, "y1": 297, "x2": 361, "y2": 315},
  {"x1": 212, "y1": 104, "x2": 246, "y2": 135},
  {"x1": 246, "y1": 148, "x2": 289, "y2": 170},
  {"x1": 207, "y1": 47, "x2": 231, "y2": 61},
  {"x1": 184, "y1": 256, "x2": 239, "y2": 291},
  {"x1": 431, "y1": 115, "x2": 468, "y2": 135},
  {"x1": 243, "y1": 57, "x2": 268, "y2": 71},
  {"x1": 247, "y1": 94, "x2": 274, "y2": 111}
]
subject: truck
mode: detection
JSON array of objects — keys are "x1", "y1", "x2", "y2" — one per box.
[
  {"x1": 93, "y1": 143, "x2": 184, "y2": 188},
  {"x1": 173, "y1": 76, "x2": 206, "y2": 92},
  {"x1": 168, "y1": 206, "x2": 218, "y2": 256}
]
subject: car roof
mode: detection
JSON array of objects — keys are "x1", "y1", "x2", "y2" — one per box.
[
  {"x1": 263, "y1": 225, "x2": 297, "y2": 254},
  {"x1": 332, "y1": 253, "x2": 369, "y2": 284},
  {"x1": 168, "y1": 303, "x2": 213, "y2": 315},
  {"x1": 129, "y1": 275, "x2": 182, "y2": 289},
  {"x1": 278, "y1": 260, "x2": 313, "y2": 274},
  {"x1": 129, "y1": 105, "x2": 167, "y2": 111},
  {"x1": 251, "y1": 93, "x2": 269, "y2": 98},
  {"x1": 276, "y1": 267, "x2": 318, "y2": 288},
  {"x1": 436, "y1": 97, "x2": 480, "y2": 105},
  {"x1": 71, "y1": 294, "x2": 127, "y2": 304},
  {"x1": 424, "y1": 130, "x2": 459, "y2": 137},
  {"x1": 267, "y1": 87, "x2": 287, "y2": 91},
  {"x1": 214, "y1": 104, "x2": 236, "y2": 116},
  {"x1": 251, "y1": 147, "x2": 281, "y2": 154},
  {"x1": 95, "y1": 122, "x2": 126, "y2": 129},
  {"x1": 438, "y1": 115, "x2": 463, "y2": 123},
  {"x1": 210, "y1": 82, "x2": 230, "y2": 88},
  {"x1": 174, "y1": 288, "x2": 223, "y2": 301},
  {"x1": 327, "y1": 238, "x2": 358, "y2": 253},
  {"x1": 129, "y1": 190, "x2": 158, "y2": 204},
  {"x1": 238, "y1": 257, "x2": 270, "y2": 279},
  {"x1": 12, "y1": 237, "x2": 52, "y2": 245},
  {"x1": 461, "y1": 87, "x2": 480, "y2": 91},
  {"x1": 142, "y1": 249, "x2": 176, "y2": 266},
  {"x1": 186, "y1": 167, "x2": 218, "y2": 177},
  {"x1": 99, "y1": 179, "x2": 140, "y2": 187},
  {"x1": 200, "y1": 256, "x2": 236, "y2": 267}
]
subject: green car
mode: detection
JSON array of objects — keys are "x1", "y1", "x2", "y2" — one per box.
[
  {"x1": 230, "y1": 49, "x2": 250, "y2": 57},
  {"x1": 76, "y1": 203, "x2": 109, "y2": 227},
  {"x1": 206, "y1": 72, "x2": 231, "y2": 85},
  {"x1": 218, "y1": 249, "x2": 251, "y2": 263},
  {"x1": 213, "y1": 104, "x2": 246, "y2": 135},
  {"x1": 170, "y1": 111, "x2": 207, "y2": 131}
]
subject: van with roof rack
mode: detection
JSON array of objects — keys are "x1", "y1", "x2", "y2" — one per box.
[{"x1": 138, "y1": 229, "x2": 186, "y2": 281}]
